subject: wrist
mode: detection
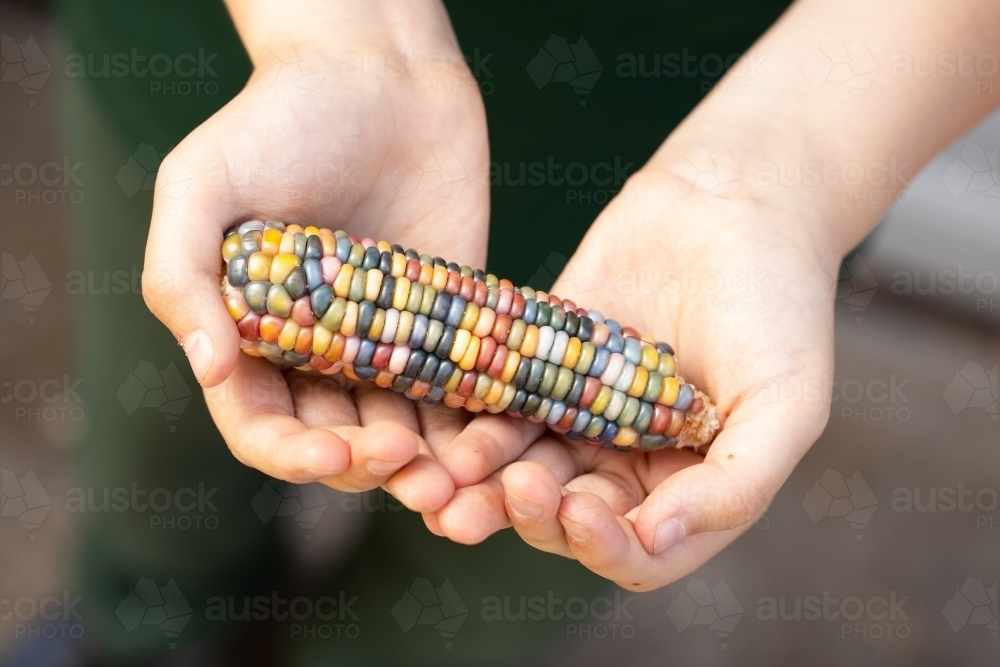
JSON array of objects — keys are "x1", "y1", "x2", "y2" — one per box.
[
  {"x1": 225, "y1": 0, "x2": 465, "y2": 72},
  {"x1": 640, "y1": 127, "x2": 869, "y2": 260}
]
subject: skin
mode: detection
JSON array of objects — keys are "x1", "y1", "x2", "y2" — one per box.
[
  {"x1": 144, "y1": 0, "x2": 1000, "y2": 591},
  {"x1": 423, "y1": 0, "x2": 1000, "y2": 590},
  {"x1": 144, "y1": 0, "x2": 489, "y2": 511}
]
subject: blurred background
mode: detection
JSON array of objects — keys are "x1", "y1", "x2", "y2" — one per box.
[{"x1": 1, "y1": 0, "x2": 997, "y2": 665}]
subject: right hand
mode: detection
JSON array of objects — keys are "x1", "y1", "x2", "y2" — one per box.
[{"x1": 143, "y1": 0, "x2": 490, "y2": 511}]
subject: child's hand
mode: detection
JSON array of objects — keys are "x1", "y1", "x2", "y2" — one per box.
[{"x1": 143, "y1": 1, "x2": 489, "y2": 511}]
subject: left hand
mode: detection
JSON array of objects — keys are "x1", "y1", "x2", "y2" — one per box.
[{"x1": 421, "y1": 169, "x2": 835, "y2": 590}]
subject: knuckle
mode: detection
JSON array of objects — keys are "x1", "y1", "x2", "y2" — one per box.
[{"x1": 703, "y1": 484, "x2": 772, "y2": 532}]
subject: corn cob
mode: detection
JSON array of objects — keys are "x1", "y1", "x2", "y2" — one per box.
[{"x1": 220, "y1": 221, "x2": 719, "y2": 451}]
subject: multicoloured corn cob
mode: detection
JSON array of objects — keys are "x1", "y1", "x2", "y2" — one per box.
[{"x1": 220, "y1": 221, "x2": 719, "y2": 451}]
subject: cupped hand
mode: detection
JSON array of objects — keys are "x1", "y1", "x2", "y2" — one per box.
[
  {"x1": 143, "y1": 16, "x2": 489, "y2": 511},
  {"x1": 424, "y1": 168, "x2": 836, "y2": 589}
]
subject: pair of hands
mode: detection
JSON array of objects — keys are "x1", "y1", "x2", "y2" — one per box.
[{"x1": 143, "y1": 17, "x2": 835, "y2": 591}]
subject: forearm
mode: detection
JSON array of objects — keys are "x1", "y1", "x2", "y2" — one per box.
[
  {"x1": 649, "y1": 0, "x2": 1000, "y2": 255},
  {"x1": 223, "y1": 0, "x2": 463, "y2": 66}
]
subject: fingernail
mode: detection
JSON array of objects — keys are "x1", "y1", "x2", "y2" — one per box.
[
  {"x1": 506, "y1": 493, "x2": 544, "y2": 519},
  {"x1": 366, "y1": 458, "x2": 402, "y2": 476},
  {"x1": 561, "y1": 519, "x2": 590, "y2": 543},
  {"x1": 653, "y1": 517, "x2": 685, "y2": 554},
  {"x1": 182, "y1": 330, "x2": 214, "y2": 384}
]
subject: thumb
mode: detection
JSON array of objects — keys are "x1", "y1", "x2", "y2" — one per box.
[
  {"x1": 143, "y1": 148, "x2": 240, "y2": 387},
  {"x1": 632, "y1": 396, "x2": 826, "y2": 554}
]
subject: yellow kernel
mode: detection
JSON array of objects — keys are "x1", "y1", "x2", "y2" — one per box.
[
  {"x1": 269, "y1": 254, "x2": 300, "y2": 284},
  {"x1": 395, "y1": 311, "x2": 414, "y2": 345},
  {"x1": 562, "y1": 337, "x2": 581, "y2": 369},
  {"x1": 333, "y1": 264, "x2": 354, "y2": 298},
  {"x1": 312, "y1": 324, "x2": 333, "y2": 356},
  {"x1": 659, "y1": 376, "x2": 680, "y2": 405},
  {"x1": 277, "y1": 320, "x2": 300, "y2": 351},
  {"x1": 613, "y1": 427, "x2": 638, "y2": 446},
  {"x1": 340, "y1": 301, "x2": 359, "y2": 336},
  {"x1": 500, "y1": 351, "x2": 521, "y2": 383},
  {"x1": 392, "y1": 276, "x2": 411, "y2": 310},
  {"x1": 627, "y1": 366, "x2": 649, "y2": 398},
  {"x1": 459, "y1": 335, "x2": 481, "y2": 371},
  {"x1": 450, "y1": 329, "x2": 472, "y2": 363},
  {"x1": 590, "y1": 386, "x2": 612, "y2": 415},
  {"x1": 368, "y1": 309, "x2": 385, "y2": 341},
  {"x1": 391, "y1": 253, "x2": 406, "y2": 278},
  {"x1": 459, "y1": 302, "x2": 480, "y2": 331},
  {"x1": 431, "y1": 265, "x2": 448, "y2": 291},
  {"x1": 364, "y1": 269, "x2": 383, "y2": 302}
]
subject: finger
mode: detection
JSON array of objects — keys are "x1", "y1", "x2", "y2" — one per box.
[
  {"x1": 432, "y1": 436, "x2": 577, "y2": 545},
  {"x1": 437, "y1": 414, "x2": 548, "y2": 487},
  {"x1": 285, "y1": 370, "x2": 427, "y2": 495},
  {"x1": 415, "y1": 401, "x2": 473, "y2": 455},
  {"x1": 563, "y1": 472, "x2": 643, "y2": 516},
  {"x1": 204, "y1": 354, "x2": 351, "y2": 482},
  {"x1": 422, "y1": 511, "x2": 446, "y2": 537},
  {"x1": 557, "y1": 491, "x2": 743, "y2": 591},
  {"x1": 352, "y1": 381, "x2": 421, "y2": 432},
  {"x1": 351, "y1": 382, "x2": 454, "y2": 512},
  {"x1": 501, "y1": 459, "x2": 574, "y2": 557},
  {"x1": 632, "y1": 394, "x2": 825, "y2": 555},
  {"x1": 143, "y1": 146, "x2": 240, "y2": 388}
]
